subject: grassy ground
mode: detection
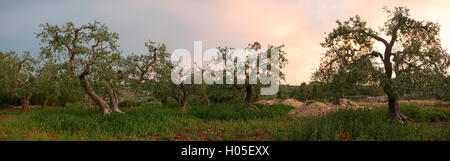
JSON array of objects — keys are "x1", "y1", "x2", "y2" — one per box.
[{"x1": 0, "y1": 101, "x2": 448, "y2": 141}]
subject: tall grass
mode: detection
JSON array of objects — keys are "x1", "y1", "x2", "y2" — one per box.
[
  {"x1": 0, "y1": 102, "x2": 447, "y2": 141},
  {"x1": 187, "y1": 102, "x2": 295, "y2": 121},
  {"x1": 286, "y1": 104, "x2": 449, "y2": 141},
  {"x1": 0, "y1": 102, "x2": 294, "y2": 141}
]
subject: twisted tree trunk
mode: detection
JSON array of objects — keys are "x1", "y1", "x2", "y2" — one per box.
[
  {"x1": 387, "y1": 96, "x2": 410, "y2": 123},
  {"x1": 16, "y1": 94, "x2": 32, "y2": 111},
  {"x1": 383, "y1": 49, "x2": 410, "y2": 124},
  {"x1": 108, "y1": 79, "x2": 123, "y2": 113},
  {"x1": 180, "y1": 83, "x2": 190, "y2": 110},
  {"x1": 80, "y1": 74, "x2": 111, "y2": 115},
  {"x1": 204, "y1": 95, "x2": 210, "y2": 106},
  {"x1": 242, "y1": 84, "x2": 258, "y2": 109},
  {"x1": 108, "y1": 87, "x2": 123, "y2": 113}
]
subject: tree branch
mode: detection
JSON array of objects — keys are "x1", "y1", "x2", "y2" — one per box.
[{"x1": 355, "y1": 30, "x2": 389, "y2": 47}]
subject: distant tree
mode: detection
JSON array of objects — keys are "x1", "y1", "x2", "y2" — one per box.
[
  {"x1": 0, "y1": 51, "x2": 53, "y2": 111},
  {"x1": 217, "y1": 42, "x2": 288, "y2": 109},
  {"x1": 122, "y1": 40, "x2": 195, "y2": 109},
  {"x1": 37, "y1": 21, "x2": 121, "y2": 114},
  {"x1": 443, "y1": 76, "x2": 450, "y2": 102},
  {"x1": 314, "y1": 7, "x2": 450, "y2": 123},
  {"x1": 0, "y1": 51, "x2": 16, "y2": 106}
]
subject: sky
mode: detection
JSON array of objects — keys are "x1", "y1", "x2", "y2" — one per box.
[{"x1": 1, "y1": 0, "x2": 449, "y2": 85}]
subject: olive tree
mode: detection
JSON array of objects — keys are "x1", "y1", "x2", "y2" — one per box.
[
  {"x1": 314, "y1": 7, "x2": 450, "y2": 123},
  {"x1": 122, "y1": 41, "x2": 187, "y2": 107},
  {"x1": 215, "y1": 42, "x2": 288, "y2": 109},
  {"x1": 37, "y1": 21, "x2": 121, "y2": 114},
  {"x1": 0, "y1": 51, "x2": 53, "y2": 111}
]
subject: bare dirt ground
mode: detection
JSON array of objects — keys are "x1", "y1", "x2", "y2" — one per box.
[
  {"x1": 258, "y1": 98, "x2": 446, "y2": 118},
  {"x1": 258, "y1": 98, "x2": 365, "y2": 118}
]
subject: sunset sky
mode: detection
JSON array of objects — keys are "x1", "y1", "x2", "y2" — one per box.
[{"x1": 1, "y1": 0, "x2": 449, "y2": 85}]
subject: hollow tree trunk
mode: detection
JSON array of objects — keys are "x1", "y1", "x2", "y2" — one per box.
[
  {"x1": 242, "y1": 84, "x2": 258, "y2": 109},
  {"x1": 108, "y1": 87, "x2": 123, "y2": 113},
  {"x1": 80, "y1": 75, "x2": 111, "y2": 115}
]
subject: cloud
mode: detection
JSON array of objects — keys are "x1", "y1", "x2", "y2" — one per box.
[{"x1": 1, "y1": 0, "x2": 449, "y2": 85}]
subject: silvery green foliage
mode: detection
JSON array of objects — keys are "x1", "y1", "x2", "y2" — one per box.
[{"x1": 314, "y1": 7, "x2": 450, "y2": 100}]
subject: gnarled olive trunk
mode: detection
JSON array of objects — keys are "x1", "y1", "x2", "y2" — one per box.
[
  {"x1": 172, "y1": 83, "x2": 190, "y2": 110},
  {"x1": 80, "y1": 74, "x2": 111, "y2": 115},
  {"x1": 16, "y1": 94, "x2": 32, "y2": 111},
  {"x1": 242, "y1": 84, "x2": 258, "y2": 109},
  {"x1": 108, "y1": 87, "x2": 123, "y2": 113},
  {"x1": 204, "y1": 95, "x2": 210, "y2": 106},
  {"x1": 180, "y1": 83, "x2": 190, "y2": 110},
  {"x1": 387, "y1": 96, "x2": 410, "y2": 123},
  {"x1": 383, "y1": 50, "x2": 410, "y2": 123}
]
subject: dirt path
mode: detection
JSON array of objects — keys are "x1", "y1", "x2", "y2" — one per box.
[{"x1": 258, "y1": 99, "x2": 365, "y2": 118}]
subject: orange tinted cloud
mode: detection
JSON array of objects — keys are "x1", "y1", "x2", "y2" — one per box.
[{"x1": 100, "y1": 0, "x2": 450, "y2": 85}]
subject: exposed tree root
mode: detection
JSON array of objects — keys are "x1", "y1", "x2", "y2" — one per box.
[{"x1": 388, "y1": 112, "x2": 414, "y2": 124}]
